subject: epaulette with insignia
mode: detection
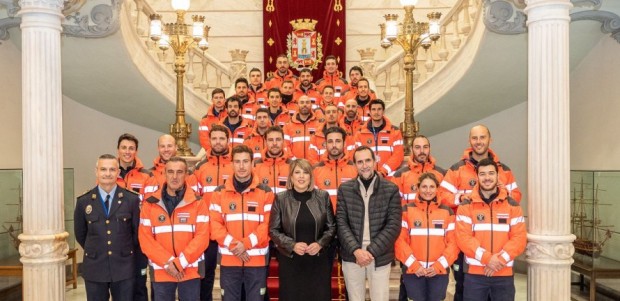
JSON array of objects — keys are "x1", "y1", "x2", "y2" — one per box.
[{"x1": 77, "y1": 190, "x2": 92, "y2": 198}]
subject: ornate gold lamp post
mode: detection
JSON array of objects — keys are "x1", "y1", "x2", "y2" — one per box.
[
  {"x1": 149, "y1": 0, "x2": 210, "y2": 156},
  {"x1": 380, "y1": 0, "x2": 441, "y2": 156}
]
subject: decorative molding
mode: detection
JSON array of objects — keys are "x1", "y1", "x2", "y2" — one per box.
[
  {"x1": 571, "y1": 10, "x2": 620, "y2": 43},
  {"x1": 0, "y1": 17, "x2": 20, "y2": 41},
  {"x1": 525, "y1": 234, "x2": 575, "y2": 262},
  {"x1": 18, "y1": 0, "x2": 64, "y2": 11},
  {"x1": 62, "y1": 0, "x2": 121, "y2": 38},
  {"x1": 571, "y1": 0, "x2": 602, "y2": 9},
  {"x1": 483, "y1": 0, "x2": 527, "y2": 35},
  {"x1": 18, "y1": 232, "x2": 69, "y2": 263}
]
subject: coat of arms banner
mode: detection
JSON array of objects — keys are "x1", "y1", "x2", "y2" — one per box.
[{"x1": 263, "y1": 0, "x2": 346, "y2": 80}]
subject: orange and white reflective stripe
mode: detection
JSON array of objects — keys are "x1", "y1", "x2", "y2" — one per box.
[
  {"x1": 219, "y1": 246, "x2": 269, "y2": 256},
  {"x1": 249, "y1": 233, "x2": 258, "y2": 247},
  {"x1": 446, "y1": 222, "x2": 455, "y2": 231},
  {"x1": 210, "y1": 203, "x2": 222, "y2": 213},
  {"x1": 144, "y1": 185, "x2": 159, "y2": 194},
  {"x1": 456, "y1": 215, "x2": 472, "y2": 224},
  {"x1": 500, "y1": 250, "x2": 511, "y2": 262},
  {"x1": 264, "y1": 204, "x2": 272, "y2": 212},
  {"x1": 140, "y1": 218, "x2": 152, "y2": 226},
  {"x1": 393, "y1": 139, "x2": 403, "y2": 146},
  {"x1": 505, "y1": 182, "x2": 518, "y2": 191},
  {"x1": 196, "y1": 215, "x2": 209, "y2": 223},
  {"x1": 230, "y1": 138, "x2": 245, "y2": 144},
  {"x1": 401, "y1": 220, "x2": 409, "y2": 229},
  {"x1": 225, "y1": 213, "x2": 264, "y2": 222},
  {"x1": 199, "y1": 126, "x2": 209, "y2": 131},
  {"x1": 223, "y1": 234, "x2": 234, "y2": 247},
  {"x1": 475, "y1": 247, "x2": 486, "y2": 261},
  {"x1": 466, "y1": 256, "x2": 513, "y2": 267},
  {"x1": 202, "y1": 185, "x2": 218, "y2": 193},
  {"x1": 472, "y1": 223, "x2": 510, "y2": 232},
  {"x1": 409, "y1": 228, "x2": 446, "y2": 236},
  {"x1": 153, "y1": 224, "x2": 195, "y2": 234},
  {"x1": 404, "y1": 254, "x2": 416, "y2": 267},
  {"x1": 291, "y1": 136, "x2": 311, "y2": 143},
  {"x1": 510, "y1": 216, "x2": 524, "y2": 225},
  {"x1": 325, "y1": 189, "x2": 337, "y2": 197}
]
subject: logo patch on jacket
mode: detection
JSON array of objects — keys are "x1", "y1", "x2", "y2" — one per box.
[
  {"x1": 414, "y1": 220, "x2": 422, "y2": 228},
  {"x1": 158, "y1": 214, "x2": 166, "y2": 222},
  {"x1": 262, "y1": 178, "x2": 269, "y2": 184},
  {"x1": 476, "y1": 213, "x2": 485, "y2": 222},
  {"x1": 278, "y1": 176, "x2": 287, "y2": 187},
  {"x1": 255, "y1": 146, "x2": 261, "y2": 151},
  {"x1": 469, "y1": 179, "x2": 477, "y2": 187},
  {"x1": 497, "y1": 213, "x2": 509, "y2": 224},
  {"x1": 296, "y1": 130, "x2": 301, "y2": 134},
  {"x1": 247, "y1": 201, "x2": 258, "y2": 212},
  {"x1": 381, "y1": 137, "x2": 389, "y2": 144},
  {"x1": 229, "y1": 203, "x2": 237, "y2": 211},
  {"x1": 410, "y1": 185, "x2": 417, "y2": 191},
  {"x1": 178, "y1": 212, "x2": 190, "y2": 224},
  {"x1": 324, "y1": 179, "x2": 331, "y2": 186},
  {"x1": 367, "y1": 139, "x2": 372, "y2": 145},
  {"x1": 206, "y1": 176, "x2": 213, "y2": 183},
  {"x1": 432, "y1": 220, "x2": 444, "y2": 229}
]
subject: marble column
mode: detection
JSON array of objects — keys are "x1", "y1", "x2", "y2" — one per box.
[
  {"x1": 17, "y1": 1, "x2": 68, "y2": 300},
  {"x1": 524, "y1": 1, "x2": 575, "y2": 300}
]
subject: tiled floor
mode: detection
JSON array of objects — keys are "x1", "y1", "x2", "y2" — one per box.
[{"x1": 64, "y1": 267, "x2": 530, "y2": 301}]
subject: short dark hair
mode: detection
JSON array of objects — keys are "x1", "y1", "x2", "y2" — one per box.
[
  {"x1": 235, "y1": 77, "x2": 249, "y2": 87},
  {"x1": 210, "y1": 124, "x2": 230, "y2": 139},
  {"x1": 277, "y1": 54, "x2": 288, "y2": 60},
  {"x1": 265, "y1": 125, "x2": 284, "y2": 138},
  {"x1": 369, "y1": 99, "x2": 385, "y2": 110},
  {"x1": 232, "y1": 145, "x2": 253, "y2": 161},
  {"x1": 117, "y1": 133, "x2": 139, "y2": 150},
  {"x1": 476, "y1": 158, "x2": 498, "y2": 173},
  {"x1": 256, "y1": 108, "x2": 269, "y2": 116},
  {"x1": 322, "y1": 85, "x2": 334, "y2": 93},
  {"x1": 226, "y1": 96, "x2": 241, "y2": 108},
  {"x1": 358, "y1": 77, "x2": 370, "y2": 87},
  {"x1": 353, "y1": 145, "x2": 375, "y2": 162},
  {"x1": 249, "y1": 67, "x2": 262, "y2": 75},
  {"x1": 349, "y1": 66, "x2": 363, "y2": 76},
  {"x1": 282, "y1": 79, "x2": 294, "y2": 86},
  {"x1": 99, "y1": 154, "x2": 117, "y2": 160},
  {"x1": 300, "y1": 68, "x2": 312, "y2": 75},
  {"x1": 324, "y1": 126, "x2": 347, "y2": 141},
  {"x1": 418, "y1": 172, "x2": 440, "y2": 187},
  {"x1": 325, "y1": 55, "x2": 337, "y2": 64},
  {"x1": 212, "y1": 88, "x2": 225, "y2": 98},
  {"x1": 267, "y1": 88, "x2": 281, "y2": 98}
]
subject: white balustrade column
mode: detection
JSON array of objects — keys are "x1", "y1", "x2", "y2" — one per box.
[
  {"x1": 524, "y1": 1, "x2": 574, "y2": 301},
  {"x1": 17, "y1": 1, "x2": 69, "y2": 301}
]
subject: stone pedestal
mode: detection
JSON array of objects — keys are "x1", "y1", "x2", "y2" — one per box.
[
  {"x1": 524, "y1": 1, "x2": 575, "y2": 300},
  {"x1": 17, "y1": 1, "x2": 69, "y2": 300}
]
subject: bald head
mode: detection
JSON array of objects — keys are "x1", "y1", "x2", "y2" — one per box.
[
  {"x1": 469, "y1": 125, "x2": 490, "y2": 138},
  {"x1": 344, "y1": 99, "x2": 358, "y2": 119},
  {"x1": 469, "y1": 125, "x2": 491, "y2": 159},
  {"x1": 158, "y1": 134, "x2": 177, "y2": 162}
]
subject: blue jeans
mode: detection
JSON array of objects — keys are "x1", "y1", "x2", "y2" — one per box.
[
  {"x1": 152, "y1": 278, "x2": 200, "y2": 301},
  {"x1": 463, "y1": 274, "x2": 515, "y2": 301}
]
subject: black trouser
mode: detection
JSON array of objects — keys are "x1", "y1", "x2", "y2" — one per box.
[
  {"x1": 134, "y1": 251, "x2": 149, "y2": 301},
  {"x1": 200, "y1": 240, "x2": 219, "y2": 301},
  {"x1": 463, "y1": 274, "x2": 515, "y2": 301},
  {"x1": 453, "y1": 252, "x2": 465, "y2": 301},
  {"x1": 84, "y1": 277, "x2": 135, "y2": 301}
]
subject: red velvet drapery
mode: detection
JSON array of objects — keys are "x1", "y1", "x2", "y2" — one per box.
[{"x1": 263, "y1": 0, "x2": 346, "y2": 80}]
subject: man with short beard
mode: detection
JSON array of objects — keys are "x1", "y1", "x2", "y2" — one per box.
[
  {"x1": 283, "y1": 95, "x2": 323, "y2": 160},
  {"x1": 248, "y1": 68, "x2": 268, "y2": 107},
  {"x1": 265, "y1": 54, "x2": 298, "y2": 90},
  {"x1": 353, "y1": 99, "x2": 404, "y2": 177},
  {"x1": 339, "y1": 98, "x2": 363, "y2": 136},
  {"x1": 392, "y1": 135, "x2": 446, "y2": 205},
  {"x1": 439, "y1": 124, "x2": 522, "y2": 301},
  {"x1": 341, "y1": 66, "x2": 377, "y2": 102},
  {"x1": 280, "y1": 80, "x2": 297, "y2": 117},
  {"x1": 244, "y1": 108, "x2": 272, "y2": 160},
  {"x1": 195, "y1": 124, "x2": 234, "y2": 301},
  {"x1": 336, "y1": 146, "x2": 401, "y2": 301},
  {"x1": 455, "y1": 158, "x2": 526, "y2": 301},
  {"x1": 309, "y1": 104, "x2": 355, "y2": 164},
  {"x1": 265, "y1": 88, "x2": 291, "y2": 128},
  {"x1": 254, "y1": 126, "x2": 294, "y2": 194},
  {"x1": 220, "y1": 97, "x2": 253, "y2": 149},
  {"x1": 229, "y1": 78, "x2": 259, "y2": 125},
  {"x1": 199, "y1": 88, "x2": 228, "y2": 151},
  {"x1": 293, "y1": 68, "x2": 322, "y2": 109}
]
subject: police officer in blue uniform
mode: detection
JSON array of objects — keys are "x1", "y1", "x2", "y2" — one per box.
[{"x1": 74, "y1": 154, "x2": 141, "y2": 301}]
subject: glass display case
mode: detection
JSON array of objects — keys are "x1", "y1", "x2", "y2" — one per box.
[{"x1": 0, "y1": 169, "x2": 75, "y2": 261}]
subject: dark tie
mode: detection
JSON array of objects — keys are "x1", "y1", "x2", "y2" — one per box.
[{"x1": 104, "y1": 194, "x2": 111, "y2": 215}]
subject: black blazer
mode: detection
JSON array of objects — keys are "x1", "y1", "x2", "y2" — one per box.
[
  {"x1": 269, "y1": 189, "x2": 336, "y2": 257},
  {"x1": 74, "y1": 186, "x2": 140, "y2": 282}
]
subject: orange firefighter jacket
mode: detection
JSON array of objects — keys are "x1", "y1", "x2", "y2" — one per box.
[
  {"x1": 307, "y1": 123, "x2": 356, "y2": 165},
  {"x1": 253, "y1": 149, "x2": 294, "y2": 194},
  {"x1": 248, "y1": 84, "x2": 268, "y2": 108},
  {"x1": 143, "y1": 157, "x2": 200, "y2": 197},
  {"x1": 116, "y1": 157, "x2": 152, "y2": 198},
  {"x1": 455, "y1": 187, "x2": 526, "y2": 277},
  {"x1": 315, "y1": 70, "x2": 349, "y2": 98},
  {"x1": 209, "y1": 175, "x2": 274, "y2": 267},
  {"x1": 338, "y1": 115, "x2": 363, "y2": 136},
  {"x1": 139, "y1": 185, "x2": 210, "y2": 282},
  {"x1": 283, "y1": 112, "x2": 322, "y2": 160},
  {"x1": 395, "y1": 197, "x2": 459, "y2": 275},
  {"x1": 439, "y1": 148, "x2": 522, "y2": 210},
  {"x1": 353, "y1": 118, "x2": 404, "y2": 176},
  {"x1": 312, "y1": 152, "x2": 358, "y2": 213},
  {"x1": 265, "y1": 69, "x2": 298, "y2": 90},
  {"x1": 243, "y1": 127, "x2": 268, "y2": 160},
  {"x1": 194, "y1": 150, "x2": 234, "y2": 202},
  {"x1": 217, "y1": 117, "x2": 254, "y2": 149},
  {"x1": 391, "y1": 156, "x2": 446, "y2": 205},
  {"x1": 198, "y1": 105, "x2": 228, "y2": 151}
]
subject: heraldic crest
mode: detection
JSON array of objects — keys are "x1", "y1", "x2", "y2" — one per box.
[{"x1": 287, "y1": 18, "x2": 323, "y2": 70}]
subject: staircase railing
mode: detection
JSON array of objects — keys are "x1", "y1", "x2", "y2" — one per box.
[
  {"x1": 126, "y1": 0, "x2": 247, "y2": 105},
  {"x1": 362, "y1": 0, "x2": 482, "y2": 104}
]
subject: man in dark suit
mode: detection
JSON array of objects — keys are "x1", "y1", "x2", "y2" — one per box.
[{"x1": 74, "y1": 154, "x2": 141, "y2": 301}]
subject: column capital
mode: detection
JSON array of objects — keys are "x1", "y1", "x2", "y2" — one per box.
[
  {"x1": 18, "y1": 232, "x2": 69, "y2": 264},
  {"x1": 526, "y1": 233, "x2": 575, "y2": 263},
  {"x1": 17, "y1": 0, "x2": 64, "y2": 16},
  {"x1": 524, "y1": 0, "x2": 572, "y2": 23}
]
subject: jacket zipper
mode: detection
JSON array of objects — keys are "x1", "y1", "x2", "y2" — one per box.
[
  {"x1": 241, "y1": 192, "x2": 245, "y2": 267},
  {"x1": 490, "y1": 201, "x2": 494, "y2": 254},
  {"x1": 425, "y1": 203, "x2": 430, "y2": 269}
]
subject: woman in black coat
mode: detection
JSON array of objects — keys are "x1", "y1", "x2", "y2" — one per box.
[{"x1": 268, "y1": 158, "x2": 336, "y2": 301}]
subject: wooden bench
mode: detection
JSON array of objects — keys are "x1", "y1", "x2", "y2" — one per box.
[{"x1": 0, "y1": 248, "x2": 78, "y2": 289}]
